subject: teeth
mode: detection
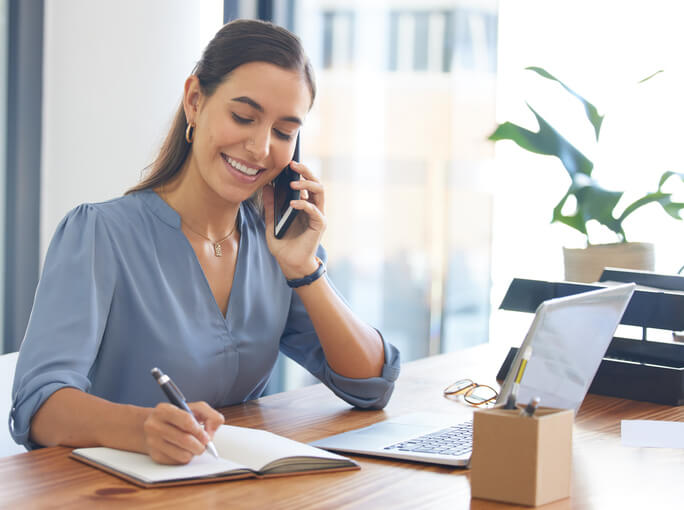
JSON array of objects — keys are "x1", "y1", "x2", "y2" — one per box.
[{"x1": 226, "y1": 156, "x2": 259, "y2": 176}]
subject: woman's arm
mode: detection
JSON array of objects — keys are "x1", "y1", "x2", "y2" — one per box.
[
  {"x1": 292, "y1": 269, "x2": 385, "y2": 379},
  {"x1": 31, "y1": 388, "x2": 150, "y2": 450},
  {"x1": 30, "y1": 388, "x2": 224, "y2": 464},
  {"x1": 12, "y1": 204, "x2": 223, "y2": 463},
  {"x1": 262, "y1": 161, "x2": 386, "y2": 380}
]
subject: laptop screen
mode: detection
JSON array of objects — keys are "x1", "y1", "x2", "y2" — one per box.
[{"x1": 497, "y1": 283, "x2": 635, "y2": 411}]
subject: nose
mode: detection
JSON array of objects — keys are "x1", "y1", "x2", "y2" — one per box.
[{"x1": 245, "y1": 127, "x2": 270, "y2": 162}]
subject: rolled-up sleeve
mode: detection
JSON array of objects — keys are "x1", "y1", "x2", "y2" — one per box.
[
  {"x1": 9, "y1": 204, "x2": 116, "y2": 450},
  {"x1": 278, "y1": 248, "x2": 401, "y2": 410}
]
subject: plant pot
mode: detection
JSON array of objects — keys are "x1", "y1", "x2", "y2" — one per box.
[{"x1": 562, "y1": 242, "x2": 655, "y2": 283}]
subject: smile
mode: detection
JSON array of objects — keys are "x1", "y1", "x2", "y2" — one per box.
[{"x1": 222, "y1": 154, "x2": 263, "y2": 177}]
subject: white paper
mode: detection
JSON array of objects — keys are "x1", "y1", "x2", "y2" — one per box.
[
  {"x1": 212, "y1": 425, "x2": 352, "y2": 472},
  {"x1": 74, "y1": 446, "x2": 245, "y2": 483},
  {"x1": 621, "y1": 420, "x2": 684, "y2": 448}
]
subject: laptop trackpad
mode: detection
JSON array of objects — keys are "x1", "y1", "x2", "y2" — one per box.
[
  {"x1": 317, "y1": 422, "x2": 432, "y2": 450},
  {"x1": 313, "y1": 412, "x2": 469, "y2": 450}
]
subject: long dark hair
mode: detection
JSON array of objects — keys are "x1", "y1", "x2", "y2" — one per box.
[{"x1": 127, "y1": 19, "x2": 316, "y2": 195}]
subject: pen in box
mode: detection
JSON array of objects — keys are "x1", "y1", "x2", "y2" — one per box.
[
  {"x1": 520, "y1": 396, "x2": 541, "y2": 417},
  {"x1": 504, "y1": 346, "x2": 533, "y2": 409}
]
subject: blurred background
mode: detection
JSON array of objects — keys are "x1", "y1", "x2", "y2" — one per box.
[{"x1": 2, "y1": 0, "x2": 682, "y2": 393}]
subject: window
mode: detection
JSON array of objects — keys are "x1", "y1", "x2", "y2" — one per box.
[
  {"x1": 321, "y1": 10, "x2": 355, "y2": 70},
  {"x1": 267, "y1": 0, "x2": 499, "y2": 391}
]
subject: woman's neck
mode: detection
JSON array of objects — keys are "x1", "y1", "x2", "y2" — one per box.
[{"x1": 159, "y1": 159, "x2": 240, "y2": 240}]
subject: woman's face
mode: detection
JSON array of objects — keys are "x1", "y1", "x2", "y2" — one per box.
[{"x1": 184, "y1": 62, "x2": 312, "y2": 204}]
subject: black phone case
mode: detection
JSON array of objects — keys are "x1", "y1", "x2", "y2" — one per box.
[{"x1": 274, "y1": 137, "x2": 301, "y2": 239}]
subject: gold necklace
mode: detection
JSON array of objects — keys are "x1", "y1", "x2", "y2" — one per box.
[
  {"x1": 160, "y1": 185, "x2": 237, "y2": 257},
  {"x1": 181, "y1": 220, "x2": 237, "y2": 257}
]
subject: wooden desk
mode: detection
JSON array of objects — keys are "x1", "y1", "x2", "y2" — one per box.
[{"x1": 2, "y1": 343, "x2": 683, "y2": 509}]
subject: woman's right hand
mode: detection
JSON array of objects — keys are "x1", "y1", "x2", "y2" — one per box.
[{"x1": 142, "y1": 401, "x2": 225, "y2": 464}]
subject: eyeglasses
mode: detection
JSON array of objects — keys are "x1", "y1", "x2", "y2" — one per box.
[{"x1": 443, "y1": 378, "x2": 499, "y2": 406}]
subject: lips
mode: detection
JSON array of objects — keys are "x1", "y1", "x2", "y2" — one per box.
[{"x1": 222, "y1": 154, "x2": 264, "y2": 177}]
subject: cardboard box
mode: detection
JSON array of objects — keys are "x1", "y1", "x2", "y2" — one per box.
[{"x1": 470, "y1": 407, "x2": 573, "y2": 507}]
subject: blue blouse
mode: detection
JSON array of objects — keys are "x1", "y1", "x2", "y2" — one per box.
[{"x1": 10, "y1": 190, "x2": 400, "y2": 450}]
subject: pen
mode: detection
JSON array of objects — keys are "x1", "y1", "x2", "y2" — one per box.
[
  {"x1": 504, "y1": 346, "x2": 533, "y2": 409},
  {"x1": 520, "y1": 396, "x2": 541, "y2": 417},
  {"x1": 150, "y1": 367, "x2": 219, "y2": 459}
]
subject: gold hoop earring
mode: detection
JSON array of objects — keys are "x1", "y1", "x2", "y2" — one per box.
[{"x1": 185, "y1": 123, "x2": 195, "y2": 144}]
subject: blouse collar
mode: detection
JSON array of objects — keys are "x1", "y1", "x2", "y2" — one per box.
[
  {"x1": 137, "y1": 188, "x2": 248, "y2": 233},
  {"x1": 137, "y1": 189, "x2": 181, "y2": 229}
]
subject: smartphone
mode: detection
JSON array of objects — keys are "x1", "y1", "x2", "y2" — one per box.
[{"x1": 273, "y1": 135, "x2": 301, "y2": 239}]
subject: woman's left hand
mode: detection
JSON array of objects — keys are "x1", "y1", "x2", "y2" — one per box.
[{"x1": 262, "y1": 161, "x2": 326, "y2": 279}]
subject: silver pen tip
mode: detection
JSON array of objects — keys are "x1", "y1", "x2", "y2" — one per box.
[{"x1": 207, "y1": 442, "x2": 219, "y2": 459}]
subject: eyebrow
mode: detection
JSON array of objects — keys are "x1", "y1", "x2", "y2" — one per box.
[{"x1": 231, "y1": 96, "x2": 303, "y2": 125}]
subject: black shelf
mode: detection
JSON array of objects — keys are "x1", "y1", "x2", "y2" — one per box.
[{"x1": 498, "y1": 270, "x2": 684, "y2": 406}]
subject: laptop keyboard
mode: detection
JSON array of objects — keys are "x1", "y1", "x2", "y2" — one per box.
[{"x1": 383, "y1": 420, "x2": 473, "y2": 457}]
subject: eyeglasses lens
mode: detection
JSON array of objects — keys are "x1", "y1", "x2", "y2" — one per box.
[
  {"x1": 444, "y1": 379, "x2": 474, "y2": 395},
  {"x1": 464, "y1": 385, "x2": 498, "y2": 405}
]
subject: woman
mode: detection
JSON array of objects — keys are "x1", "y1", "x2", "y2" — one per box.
[{"x1": 10, "y1": 19, "x2": 400, "y2": 465}]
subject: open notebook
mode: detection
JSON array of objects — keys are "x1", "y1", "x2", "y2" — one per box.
[
  {"x1": 71, "y1": 424, "x2": 358, "y2": 488},
  {"x1": 311, "y1": 283, "x2": 636, "y2": 467}
]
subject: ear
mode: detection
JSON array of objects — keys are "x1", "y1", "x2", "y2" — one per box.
[{"x1": 182, "y1": 76, "x2": 202, "y2": 124}]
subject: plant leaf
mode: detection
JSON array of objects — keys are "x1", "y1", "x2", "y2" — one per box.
[
  {"x1": 658, "y1": 170, "x2": 684, "y2": 191},
  {"x1": 551, "y1": 179, "x2": 624, "y2": 241},
  {"x1": 619, "y1": 191, "x2": 684, "y2": 222},
  {"x1": 552, "y1": 190, "x2": 588, "y2": 235},
  {"x1": 662, "y1": 201, "x2": 684, "y2": 220},
  {"x1": 489, "y1": 105, "x2": 594, "y2": 178},
  {"x1": 574, "y1": 183, "x2": 623, "y2": 235},
  {"x1": 638, "y1": 70, "x2": 664, "y2": 84},
  {"x1": 526, "y1": 66, "x2": 604, "y2": 141}
]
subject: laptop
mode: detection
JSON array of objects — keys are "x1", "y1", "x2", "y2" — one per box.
[{"x1": 311, "y1": 283, "x2": 636, "y2": 467}]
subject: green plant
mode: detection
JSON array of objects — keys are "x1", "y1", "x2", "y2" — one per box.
[{"x1": 489, "y1": 66, "x2": 684, "y2": 244}]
